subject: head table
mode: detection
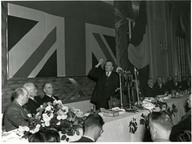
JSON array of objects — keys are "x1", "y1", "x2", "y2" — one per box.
[{"x1": 2, "y1": 94, "x2": 189, "y2": 142}]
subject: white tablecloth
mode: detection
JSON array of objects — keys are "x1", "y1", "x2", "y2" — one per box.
[
  {"x1": 97, "y1": 95, "x2": 189, "y2": 142},
  {"x1": 2, "y1": 95, "x2": 189, "y2": 142}
]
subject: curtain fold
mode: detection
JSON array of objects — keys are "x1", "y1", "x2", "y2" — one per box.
[{"x1": 2, "y1": 2, "x2": 8, "y2": 88}]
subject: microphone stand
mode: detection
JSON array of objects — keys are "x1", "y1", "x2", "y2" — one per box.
[
  {"x1": 119, "y1": 74, "x2": 123, "y2": 109},
  {"x1": 134, "y1": 67, "x2": 139, "y2": 105},
  {"x1": 127, "y1": 80, "x2": 131, "y2": 108},
  {"x1": 116, "y1": 68, "x2": 124, "y2": 109}
]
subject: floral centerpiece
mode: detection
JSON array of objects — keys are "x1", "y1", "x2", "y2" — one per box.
[{"x1": 17, "y1": 100, "x2": 86, "y2": 142}]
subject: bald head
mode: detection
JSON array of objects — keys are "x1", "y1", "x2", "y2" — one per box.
[
  {"x1": 23, "y1": 83, "x2": 37, "y2": 98},
  {"x1": 148, "y1": 78, "x2": 154, "y2": 87},
  {"x1": 14, "y1": 87, "x2": 29, "y2": 105}
]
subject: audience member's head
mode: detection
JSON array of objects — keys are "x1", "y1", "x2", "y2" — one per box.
[
  {"x1": 23, "y1": 83, "x2": 37, "y2": 98},
  {"x1": 167, "y1": 76, "x2": 173, "y2": 82},
  {"x1": 162, "y1": 77, "x2": 167, "y2": 84},
  {"x1": 28, "y1": 130, "x2": 47, "y2": 142},
  {"x1": 157, "y1": 76, "x2": 162, "y2": 85},
  {"x1": 28, "y1": 128, "x2": 60, "y2": 142},
  {"x1": 44, "y1": 128, "x2": 60, "y2": 142},
  {"x1": 148, "y1": 78, "x2": 154, "y2": 87},
  {"x1": 174, "y1": 76, "x2": 179, "y2": 83},
  {"x1": 149, "y1": 112, "x2": 173, "y2": 142},
  {"x1": 104, "y1": 60, "x2": 114, "y2": 72},
  {"x1": 13, "y1": 88, "x2": 29, "y2": 106},
  {"x1": 83, "y1": 114, "x2": 104, "y2": 141},
  {"x1": 182, "y1": 76, "x2": 187, "y2": 82},
  {"x1": 43, "y1": 83, "x2": 53, "y2": 96},
  {"x1": 187, "y1": 95, "x2": 191, "y2": 109}
]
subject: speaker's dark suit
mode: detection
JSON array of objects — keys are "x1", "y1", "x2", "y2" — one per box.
[
  {"x1": 76, "y1": 136, "x2": 94, "y2": 142},
  {"x1": 23, "y1": 97, "x2": 42, "y2": 114},
  {"x1": 88, "y1": 66, "x2": 119, "y2": 110},
  {"x1": 3, "y1": 100, "x2": 29, "y2": 131}
]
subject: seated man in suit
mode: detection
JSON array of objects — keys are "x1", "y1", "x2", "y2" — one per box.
[
  {"x1": 143, "y1": 78, "x2": 156, "y2": 97},
  {"x1": 23, "y1": 83, "x2": 42, "y2": 115},
  {"x1": 171, "y1": 76, "x2": 182, "y2": 92},
  {"x1": 154, "y1": 76, "x2": 167, "y2": 95},
  {"x1": 76, "y1": 114, "x2": 104, "y2": 142},
  {"x1": 149, "y1": 111, "x2": 173, "y2": 142},
  {"x1": 3, "y1": 88, "x2": 30, "y2": 131},
  {"x1": 166, "y1": 76, "x2": 173, "y2": 93},
  {"x1": 41, "y1": 83, "x2": 59, "y2": 104},
  {"x1": 180, "y1": 76, "x2": 190, "y2": 91},
  {"x1": 169, "y1": 95, "x2": 191, "y2": 141}
]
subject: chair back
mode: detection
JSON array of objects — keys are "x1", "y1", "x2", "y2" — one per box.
[{"x1": 177, "y1": 130, "x2": 191, "y2": 142}]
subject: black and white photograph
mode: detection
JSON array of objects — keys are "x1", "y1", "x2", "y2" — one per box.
[{"x1": 1, "y1": 0, "x2": 191, "y2": 142}]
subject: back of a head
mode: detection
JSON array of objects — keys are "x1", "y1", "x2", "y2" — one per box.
[
  {"x1": 44, "y1": 128, "x2": 60, "y2": 142},
  {"x1": 28, "y1": 131, "x2": 47, "y2": 142},
  {"x1": 149, "y1": 112, "x2": 173, "y2": 131},
  {"x1": 84, "y1": 114, "x2": 104, "y2": 131},
  {"x1": 13, "y1": 88, "x2": 25, "y2": 100}
]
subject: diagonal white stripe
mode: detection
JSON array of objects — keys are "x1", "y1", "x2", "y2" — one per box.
[
  {"x1": 100, "y1": 34, "x2": 116, "y2": 63},
  {"x1": 8, "y1": 3, "x2": 65, "y2": 78},
  {"x1": 29, "y1": 17, "x2": 65, "y2": 77},
  {"x1": 8, "y1": 21, "x2": 47, "y2": 78},
  {"x1": 86, "y1": 23, "x2": 115, "y2": 74},
  {"x1": 8, "y1": 3, "x2": 45, "y2": 21},
  {"x1": 28, "y1": 43, "x2": 57, "y2": 78}
]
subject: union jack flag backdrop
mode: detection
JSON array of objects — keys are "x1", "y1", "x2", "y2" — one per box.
[{"x1": 7, "y1": 1, "x2": 115, "y2": 78}]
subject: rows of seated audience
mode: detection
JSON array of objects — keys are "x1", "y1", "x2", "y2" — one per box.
[
  {"x1": 2, "y1": 80, "x2": 191, "y2": 142},
  {"x1": 142, "y1": 75, "x2": 191, "y2": 97}
]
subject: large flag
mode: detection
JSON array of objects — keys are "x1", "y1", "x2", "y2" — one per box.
[
  {"x1": 128, "y1": 1, "x2": 149, "y2": 91},
  {"x1": 6, "y1": 1, "x2": 115, "y2": 78},
  {"x1": 8, "y1": 3, "x2": 65, "y2": 78},
  {"x1": 115, "y1": 1, "x2": 149, "y2": 91}
]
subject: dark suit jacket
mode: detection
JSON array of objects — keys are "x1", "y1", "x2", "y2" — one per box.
[
  {"x1": 76, "y1": 136, "x2": 94, "y2": 142},
  {"x1": 23, "y1": 97, "x2": 41, "y2": 115},
  {"x1": 40, "y1": 95, "x2": 59, "y2": 104},
  {"x1": 3, "y1": 100, "x2": 29, "y2": 131},
  {"x1": 143, "y1": 85, "x2": 156, "y2": 97},
  {"x1": 169, "y1": 110, "x2": 191, "y2": 141},
  {"x1": 170, "y1": 81, "x2": 182, "y2": 91},
  {"x1": 180, "y1": 81, "x2": 190, "y2": 91},
  {"x1": 154, "y1": 83, "x2": 167, "y2": 95},
  {"x1": 88, "y1": 66, "x2": 119, "y2": 110}
]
